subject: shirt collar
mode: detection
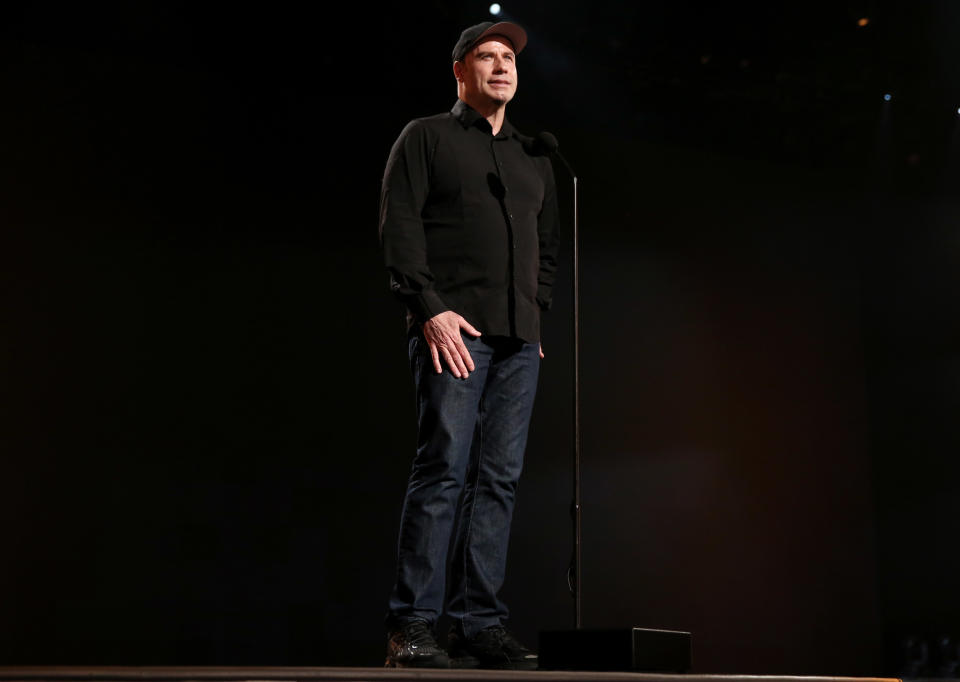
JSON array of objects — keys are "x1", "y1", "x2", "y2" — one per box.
[{"x1": 451, "y1": 99, "x2": 515, "y2": 139}]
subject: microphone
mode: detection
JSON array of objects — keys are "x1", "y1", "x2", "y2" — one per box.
[
  {"x1": 523, "y1": 131, "x2": 558, "y2": 155},
  {"x1": 532, "y1": 131, "x2": 559, "y2": 155},
  {"x1": 528, "y1": 131, "x2": 575, "y2": 180}
]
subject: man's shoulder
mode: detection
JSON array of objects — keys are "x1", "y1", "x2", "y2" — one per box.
[
  {"x1": 399, "y1": 111, "x2": 457, "y2": 136},
  {"x1": 415, "y1": 111, "x2": 454, "y2": 124}
]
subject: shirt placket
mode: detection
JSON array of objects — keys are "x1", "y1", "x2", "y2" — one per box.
[{"x1": 491, "y1": 136, "x2": 519, "y2": 336}]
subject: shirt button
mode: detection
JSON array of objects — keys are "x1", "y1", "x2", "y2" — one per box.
[{"x1": 509, "y1": 213, "x2": 514, "y2": 219}]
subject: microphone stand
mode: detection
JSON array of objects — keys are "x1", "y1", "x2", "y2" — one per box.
[
  {"x1": 544, "y1": 142, "x2": 581, "y2": 630},
  {"x1": 537, "y1": 137, "x2": 692, "y2": 673},
  {"x1": 568, "y1": 167, "x2": 582, "y2": 630}
]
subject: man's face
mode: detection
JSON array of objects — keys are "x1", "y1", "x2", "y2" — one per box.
[{"x1": 456, "y1": 36, "x2": 518, "y2": 108}]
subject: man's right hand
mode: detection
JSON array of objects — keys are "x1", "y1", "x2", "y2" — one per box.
[{"x1": 422, "y1": 311, "x2": 481, "y2": 378}]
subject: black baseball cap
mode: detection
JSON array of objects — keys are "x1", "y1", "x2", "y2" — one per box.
[{"x1": 452, "y1": 21, "x2": 527, "y2": 62}]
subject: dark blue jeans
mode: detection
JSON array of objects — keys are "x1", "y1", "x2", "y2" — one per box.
[{"x1": 387, "y1": 332, "x2": 541, "y2": 638}]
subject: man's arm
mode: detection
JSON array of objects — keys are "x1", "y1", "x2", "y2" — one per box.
[
  {"x1": 535, "y1": 156, "x2": 560, "y2": 361},
  {"x1": 379, "y1": 120, "x2": 448, "y2": 322},
  {"x1": 535, "y1": 157, "x2": 560, "y2": 313},
  {"x1": 379, "y1": 120, "x2": 480, "y2": 377}
]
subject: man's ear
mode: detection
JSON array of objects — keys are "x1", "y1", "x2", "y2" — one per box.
[{"x1": 453, "y1": 59, "x2": 464, "y2": 82}]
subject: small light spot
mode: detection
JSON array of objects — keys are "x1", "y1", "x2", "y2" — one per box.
[
  {"x1": 858, "y1": 17, "x2": 870, "y2": 27},
  {"x1": 489, "y1": 3, "x2": 501, "y2": 15},
  {"x1": 884, "y1": 93, "x2": 893, "y2": 102}
]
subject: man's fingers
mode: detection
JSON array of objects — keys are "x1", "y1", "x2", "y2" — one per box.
[
  {"x1": 437, "y1": 327, "x2": 472, "y2": 377},
  {"x1": 440, "y1": 346, "x2": 464, "y2": 378},
  {"x1": 447, "y1": 344, "x2": 469, "y2": 377},
  {"x1": 454, "y1": 338, "x2": 476, "y2": 372},
  {"x1": 460, "y1": 319, "x2": 482, "y2": 337},
  {"x1": 430, "y1": 344, "x2": 443, "y2": 374}
]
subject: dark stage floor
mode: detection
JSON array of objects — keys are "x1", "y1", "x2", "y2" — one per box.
[{"x1": 0, "y1": 668, "x2": 904, "y2": 682}]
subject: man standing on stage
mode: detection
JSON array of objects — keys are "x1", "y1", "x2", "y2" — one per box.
[{"x1": 378, "y1": 20, "x2": 560, "y2": 670}]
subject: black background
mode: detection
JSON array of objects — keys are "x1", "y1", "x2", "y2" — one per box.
[{"x1": 3, "y1": 0, "x2": 959, "y2": 675}]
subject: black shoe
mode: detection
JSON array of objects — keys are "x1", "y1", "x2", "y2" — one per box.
[
  {"x1": 385, "y1": 620, "x2": 450, "y2": 668},
  {"x1": 448, "y1": 624, "x2": 539, "y2": 670}
]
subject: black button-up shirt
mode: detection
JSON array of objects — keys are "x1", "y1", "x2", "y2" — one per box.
[{"x1": 379, "y1": 99, "x2": 560, "y2": 344}]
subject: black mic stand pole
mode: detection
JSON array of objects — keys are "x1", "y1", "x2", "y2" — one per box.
[{"x1": 567, "y1": 166, "x2": 582, "y2": 631}]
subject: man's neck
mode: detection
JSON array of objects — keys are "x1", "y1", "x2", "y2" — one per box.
[{"x1": 462, "y1": 97, "x2": 507, "y2": 135}]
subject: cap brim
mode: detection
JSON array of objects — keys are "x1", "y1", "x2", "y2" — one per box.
[{"x1": 471, "y1": 21, "x2": 527, "y2": 55}]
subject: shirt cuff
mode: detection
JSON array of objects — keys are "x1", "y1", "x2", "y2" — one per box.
[{"x1": 407, "y1": 289, "x2": 450, "y2": 324}]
